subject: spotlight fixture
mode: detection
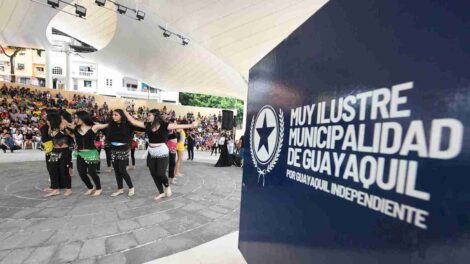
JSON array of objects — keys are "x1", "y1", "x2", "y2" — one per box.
[
  {"x1": 158, "y1": 26, "x2": 190, "y2": 46},
  {"x1": 136, "y1": 10, "x2": 145, "y2": 21},
  {"x1": 117, "y1": 5, "x2": 127, "y2": 14},
  {"x1": 95, "y1": 0, "x2": 106, "y2": 7},
  {"x1": 75, "y1": 4, "x2": 87, "y2": 18},
  {"x1": 47, "y1": 0, "x2": 59, "y2": 8}
]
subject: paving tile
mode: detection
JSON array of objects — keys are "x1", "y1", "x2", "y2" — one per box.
[
  {"x1": 78, "y1": 238, "x2": 106, "y2": 259},
  {"x1": 105, "y1": 233, "x2": 138, "y2": 254},
  {"x1": 51, "y1": 241, "x2": 82, "y2": 263},
  {"x1": 97, "y1": 252, "x2": 126, "y2": 264},
  {"x1": 24, "y1": 245, "x2": 57, "y2": 264},
  {"x1": 0, "y1": 247, "x2": 35, "y2": 264},
  {"x1": 132, "y1": 225, "x2": 170, "y2": 244},
  {"x1": 123, "y1": 242, "x2": 171, "y2": 264},
  {"x1": 116, "y1": 219, "x2": 140, "y2": 232}
]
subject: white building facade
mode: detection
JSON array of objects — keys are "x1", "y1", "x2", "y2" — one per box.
[{"x1": 1, "y1": 47, "x2": 178, "y2": 103}]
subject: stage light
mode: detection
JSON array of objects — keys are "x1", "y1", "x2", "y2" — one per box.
[
  {"x1": 163, "y1": 31, "x2": 171, "y2": 38},
  {"x1": 182, "y1": 38, "x2": 189, "y2": 46},
  {"x1": 75, "y1": 4, "x2": 87, "y2": 18},
  {"x1": 95, "y1": 0, "x2": 106, "y2": 7},
  {"x1": 136, "y1": 10, "x2": 145, "y2": 21},
  {"x1": 47, "y1": 0, "x2": 59, "y2": 8},
  {"x1": 117, "y1": 5, "x2": 127, "y2": 14}
]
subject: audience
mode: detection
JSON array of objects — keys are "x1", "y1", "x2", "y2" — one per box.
[{"x1": 0, "y1": 83, "x2": 227, "y2": 154}]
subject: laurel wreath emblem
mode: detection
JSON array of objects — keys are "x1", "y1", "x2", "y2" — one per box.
[{"x1": 250, "y1": 109, "x2": 284, "y2": 187}]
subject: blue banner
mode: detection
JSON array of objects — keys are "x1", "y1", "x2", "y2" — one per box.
[{"x1": 239, "y1": 1, "x2": 470, "y2": 263}]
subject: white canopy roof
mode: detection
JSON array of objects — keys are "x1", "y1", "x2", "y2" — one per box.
[{"x1": 0, "y1": 0, "x2": 328, "y2": 99}]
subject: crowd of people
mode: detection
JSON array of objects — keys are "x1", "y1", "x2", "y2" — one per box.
[
  {"x1": 0, "y1": 84, "x2": 243, "y2": 155},
  {"x1": 1, "y1": 84, "x2": 244, "y2": 199}
]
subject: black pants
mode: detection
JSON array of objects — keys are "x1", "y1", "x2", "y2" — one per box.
[
  {"x1": 1, "y1": 145, "x2": 20, "y2": 152},
  {"x1": 187, "y1": 146, "x2": 194, "y2": 160},
  {"x1": 211, "y1": 145, "x2": 218, "y2": 155},
  {"x1": 105, "y1": 147, "x2": 112, "y2": 168},
  {"x1": 130, "y1": 149, "x2": 135, "y2": 166},
  {"x1": 77, "y1": 156, "x2": 101, "y2": 190},
  {"x1": 49, "y1": 149, "x2": 71, "y2": 189},
  {"x1": 147, "y1": 155, "x2": 169, "y2": 194},
  {"x1": 112, "y1": 158, "x2": 133, "y2": 189},
  {"x1": 169, "y1": 152, "x2": 176, "y2": 179}
]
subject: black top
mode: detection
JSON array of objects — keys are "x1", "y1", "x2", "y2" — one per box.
[
  {"x1": 105, "y1": 122, "x2": 135, "y2": 144},
  {"x1": 146, "y1": 122, "x2": 169, "y2": 144},
  {"x1": 74, "y1": 127, "x2": 96, "y2": 150},
  {"x1": 40, "y1": 124, "x2": 52, "y2": 142},
  {"x1": 52, "y1": 131, "x2": 70, "y2": 147},
  {"x1": 168, "y1": 131, "x2": 178, "y2": 140}
]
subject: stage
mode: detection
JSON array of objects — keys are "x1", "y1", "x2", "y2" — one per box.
[{"x1": 0, "y1": 151, "x2": 242, "y2": 264}]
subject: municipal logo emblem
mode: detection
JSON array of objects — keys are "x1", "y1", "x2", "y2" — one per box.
[{"x1": 250, "y1": 105, "x2": 284, "y2": 186}]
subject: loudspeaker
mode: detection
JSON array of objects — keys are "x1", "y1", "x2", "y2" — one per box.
[{"x1": 222, "y1": 110, "x2": 234, "y2": 130}]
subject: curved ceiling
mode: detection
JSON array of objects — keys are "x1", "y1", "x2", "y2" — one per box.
[
  {"x1": 49, "y1": 0, "x2": 117, "y2": 50},
  {"x1": 0, "y1": 0, "x2": 328, "y2": 99}
]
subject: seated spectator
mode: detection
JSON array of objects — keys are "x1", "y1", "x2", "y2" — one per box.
[
  {"x1": 1, "y1": 133, "x2": 20, "y2": 153},
  {"x1": 13, "y1": 130, "x2": 24, "y2": 149},
  {"x1": 24, "y1": 130, "x2": 34, "y2": 149}
]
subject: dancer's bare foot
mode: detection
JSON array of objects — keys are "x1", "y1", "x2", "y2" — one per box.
[
  {"x1": 165, "y1": 186, "x2": 172, "y2": 197},
  {"x1": 154, "y1": 193, "x2": 165, "y2": 201},
  {"x1": 111, "y1": 189, "x2": 124, "y2": 197},
  {"x1": 64, "y1": 189, "x2": 72, "y2": 197},
  {"x1": 84, "y1": 188, "x2": 95, "y2": 195},
  {"x1": 128, "y1": 188, "x2": 135, "y2": 197},
  {"x1": 44, "y1": 190, "x2": 60, "y2": 197},
  {"x1": 43, "y1": 187, "x2": 53, "y2": 192},
  {"x1": 92, "y1": 189, "x2": 102, "y2": 196}
]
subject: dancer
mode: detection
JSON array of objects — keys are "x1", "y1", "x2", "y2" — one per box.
[
  {"x1": 106, "y1": 109, "x2": 137, "y2": 197},
  {"x1": 124, "y1": 110, "x2": 196, "y2": 200},
  {"x1": 66, "y1": 111, "x2": 108, "y2": 196},
  {"x1": 175, "y1": 128, "x2": 186, "y2": 177},
  {"x1": 44, "y1": 111, "x2": 73, "y2": 197},
  {"x1": 166, "y1": 119, "x2": 178, "y2": 184},
  {"x1": 40, "y1": 109, "x2": 54, "y2": 193}
]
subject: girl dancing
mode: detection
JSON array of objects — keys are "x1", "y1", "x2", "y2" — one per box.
[{"x1": 124, "y1": 110, "x2": 196, "y2": 200}]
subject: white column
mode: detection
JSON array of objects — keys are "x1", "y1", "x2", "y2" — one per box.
[
  {"x1": 45, "y1": 50, "x2": 53, "y2": 88},
  {"x1": 65, "y1": 51, "x2": 72, "y2": 90}
]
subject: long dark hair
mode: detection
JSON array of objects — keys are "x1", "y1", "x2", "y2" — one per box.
[
  {"x1": 149, "y1": 109, "x2": 165, "y2": 130},
  {"x1": 112, "y1": 109, "x2": 128, "y2": 124},
  {"x1": 47, "y1": 111, "x2": 61, "y2": 130},
  {"x1": 75, "y1": 111, "x2": 95, "y2": 126},
  {"x1": 60, "y1": 110, "x2": 73, "y2": 123}
]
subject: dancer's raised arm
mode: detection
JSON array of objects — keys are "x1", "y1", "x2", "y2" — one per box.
[
  {"x1": 92, "y1": 123, "x2": 109, "y2": 133},
  {"x1": 123, "y1": 110, "x2": 145, "y2": 128},
  {"x1": 168, "y1": 121, "x2": 198, "y2": 130}
]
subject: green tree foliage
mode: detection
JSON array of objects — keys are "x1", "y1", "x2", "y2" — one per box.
[{"x1": 179, "y1": 93, "x2": 244, "y2": 126}]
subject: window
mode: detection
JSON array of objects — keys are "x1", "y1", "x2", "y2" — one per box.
[
  {"x1": 0, "y1": 66, "x2": 4, "y2": 72},
  {"x1": 17, "y1": 63, "x2": 25, "y2": 70},
  {"x1": 84, "y1": 80, "x2": 92, "y2": 87},
  {"x1": 52, "y1": 66, "x2": 63, "y2": 75},
  {"x1": 106, "y1": 78, "x2": 113, "y2": 86},
  {"x1": 79, "y1": 66, "x2": 93, "y2": 72},
  {"x1": 35, "y1": 67, "x2": 44, "y2": 72}
]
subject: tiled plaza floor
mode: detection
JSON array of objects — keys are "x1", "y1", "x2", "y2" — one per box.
[{"x1": 0, "y1": 153, "x2": 241, "y2": 264}]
